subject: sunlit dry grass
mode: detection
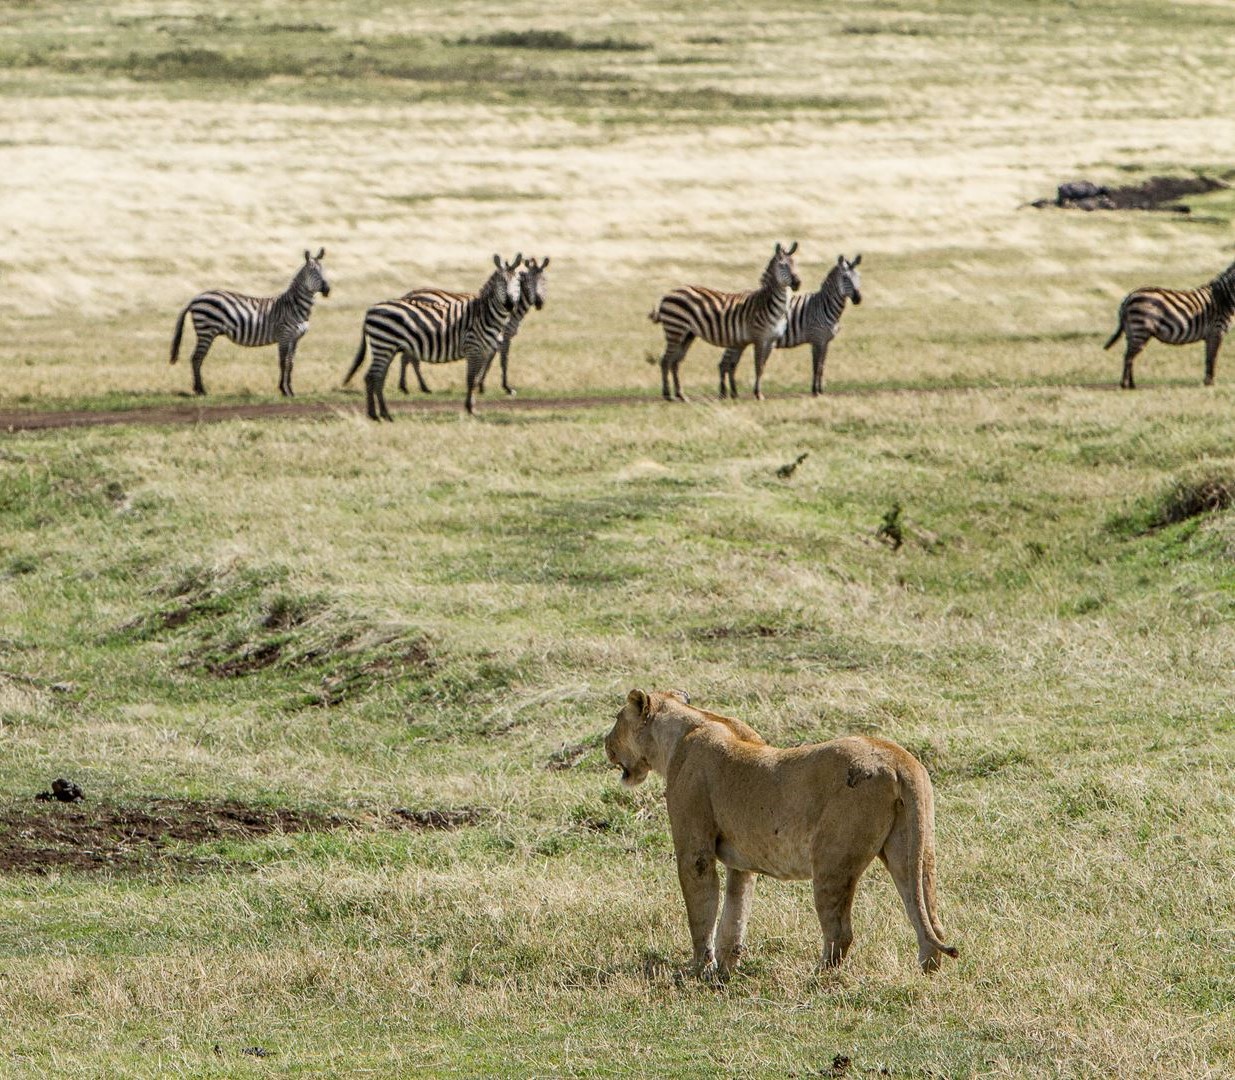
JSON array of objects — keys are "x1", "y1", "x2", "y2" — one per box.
[{"x1": 3, "y1": 0, "x2": 1235, "y2": 1076}]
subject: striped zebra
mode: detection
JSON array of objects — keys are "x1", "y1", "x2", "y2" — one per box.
[
  {"x1": 396, "y1": 256, "x2": 550, "y2": 397},
  {"x1": 650, "y1": 242, "x2": 801, "y2": 402},
  {"x1": 1105, "y1": 259, "x2": 1235, "y2": 388},
  {"x1": 169, "y1": 249, "x2": 330, "y2": 397},
  {"x1": 343, "y1": 254, "x2": 522, "y2": 420},
  {"x1": 719, "y1": 254, "x2": 862, "y2": 397}
]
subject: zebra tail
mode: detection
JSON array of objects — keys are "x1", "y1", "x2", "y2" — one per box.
[
  {"x1": 1103, "y1": 324, "x2": 1124, "y2": 350},
  {"x1": 169, "y1": 304, "x2": 190, "y2": 365},
  {"x1": 342, "y1": 331, "x2": 368, "y2": 386}
]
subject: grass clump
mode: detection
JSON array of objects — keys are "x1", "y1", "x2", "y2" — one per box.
[
  {"x1": 1150, "y1": 471, "x2": 1235, "y2": 528},
  {"x1": 1108, "y1": 467, "x2": 1235, "y2": 535}
]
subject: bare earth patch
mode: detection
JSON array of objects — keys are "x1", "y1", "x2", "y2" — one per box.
[
  {"x1": 0, "y1": 798, "x2": 486, "y2": 875},
  {"x1": 1032, "y1": 174, "x2": 1230, "y2": 212}
]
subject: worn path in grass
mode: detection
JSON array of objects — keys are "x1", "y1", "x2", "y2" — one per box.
[{"x1": 0, "y1": 382, "x2": 1122, "y2": 431}]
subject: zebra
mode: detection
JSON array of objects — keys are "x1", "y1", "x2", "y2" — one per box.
[
  {"x1": 396, "y1": 256, "x2": 550, "y2": 397},
  {"x1": 650, "y1": 242, "x2": 800, "y2": 402},
  {"x1": 1105, "y1": 259, "x2": 1235, "y2": 388},
  {"x1": 169, "y1": 249, "x2": 330, "y2": 397},
  {"x1": 343, "y1": 254, "x2": 522, "y2": 420},
  {"x1": 719, "y1": 254, "x2": 862, "y2": 398}
]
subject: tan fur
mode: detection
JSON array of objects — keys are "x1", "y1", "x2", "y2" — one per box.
[{"x1": 604, "y1": 689, "x2": 958, "y2": 977}]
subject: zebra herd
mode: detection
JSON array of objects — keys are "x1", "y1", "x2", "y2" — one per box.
[{"x1": 168, "y1": 246, "x2": 1235, "y2": 416}]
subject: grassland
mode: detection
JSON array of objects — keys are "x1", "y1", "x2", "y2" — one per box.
[{"x1": 2, "y1": 0, "x2": 1235, "y2": 1076}]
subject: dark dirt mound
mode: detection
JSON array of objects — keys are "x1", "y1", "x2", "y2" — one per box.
[
  {"x1": 0, "y1": 797, "x2": 485, "y2": 875},
  {"x1": 1032, "y1": 174, "x2": 1230, "y2": 213},
  {"x1": 389, "y1": 806, "x2": 487, "y2": 830}
]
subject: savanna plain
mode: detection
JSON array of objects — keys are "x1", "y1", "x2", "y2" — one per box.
[{"x1": 1, "y1": 0, "x2": 1234, "y2": 1076}]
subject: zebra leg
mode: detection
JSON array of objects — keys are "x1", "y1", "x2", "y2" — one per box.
[
  {"x1": 476, "y1": 349, "x2": 499, "y2": 396},
  {"x1": 408, "y1": 356, "x2": 431, "y2": 394},
  {"x1": 1204, "y1": 332, "x2": 1223, "y2": 386},
  {"x1": 719, "y1": 347, "x2": 743, "y2": 399},
  {"x1": 671, "y1": 334, "x2": 694, "y2": 402},
  {"x1": 465, "y1": 351, "x2": 491, "y2": 416},
  {"x1": 398, "y1": 356, "x2": 410, "y2": 395},
  {"x1": 188, "y1": 327, "x2": 218, "y2": 396},
  {"x1": 1121, "y1": 337, "x2": 1145, "y2": 389},
  {"x1": 660, "y1": 332, "x2": 692, "y2": 401},
  {"x1": 726, "y1": 347, "x2": 743, "y2": 399},
  {"x1": 812, "y1": 340, "x2": 832, "y2": 396},
  {"x1": 365, "y1": 353, "x2": 394, "y2": 422},
  {"x1": 277, "y1": 340, "x2": 294, "y2": 397},
  {"x1": 500, "y1": 339, "x2": 516, "y2": 395},
  {"x1": 752, "y1": 342, "x2": 774, "y2": 401}
]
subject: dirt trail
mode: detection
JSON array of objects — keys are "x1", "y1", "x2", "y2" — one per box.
[{"x1": 0, "y1": 384, "x2": 1119, "y2": 433}]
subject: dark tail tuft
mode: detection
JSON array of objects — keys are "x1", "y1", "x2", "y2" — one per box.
[
  {"x1": 1103, "y1": 324, "x2": 1124, "y2": 350},
  {"x1": 343, "y1": 332, "x2": 367, "y2": 386},
  {"x1": 169, "y1": 304, "x2": 190, "y2": 365}
]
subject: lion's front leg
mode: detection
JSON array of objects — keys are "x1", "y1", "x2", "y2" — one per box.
[
  {"x1": 676, "y1": 848, "x2": 720, "y2": 977},
  {"x1": 715, "y1": 868, "x2": 756, "y2": 977}
]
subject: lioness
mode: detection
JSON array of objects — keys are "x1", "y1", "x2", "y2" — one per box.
[{"x1": 605, "y1": 689, "x2": 958, "y2": 976}]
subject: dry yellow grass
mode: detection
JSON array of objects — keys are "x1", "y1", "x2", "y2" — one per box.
[{"x1": 3, "y1": 1, "x2": 1235, "y2": 1076}]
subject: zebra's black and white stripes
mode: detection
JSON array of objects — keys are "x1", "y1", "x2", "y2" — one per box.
[
  {"x1": 720, "y1": 254, "x2": 862, "y2": 397},
  {"x1": 491, "y1": 256, "x2": 550, "y2": 396},
  {"x1": 395, "y1": 256, "x2": 550, "y2": 398},
  {"x1": 650, "y1": 242, "x2": 801, "y2": 402},
  {"x1": 1105, "y1": 259, "x2": 1235, "y2": 388},
  {"x1": 343, "y1": 254, "x2": 522, "y2": 420},
  {"x1": 169, "y1": 249, "x2": 330, "y2": 396}
]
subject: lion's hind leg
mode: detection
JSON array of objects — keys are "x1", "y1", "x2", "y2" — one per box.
[
  {"x1": 714, "y1": 868, "x2": 757, "y2": 977},
  {"x1": 810, "y1": 812, "x2": 885, "y2": 968}
]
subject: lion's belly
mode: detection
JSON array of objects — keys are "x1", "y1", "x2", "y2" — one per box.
[{"x1": 717, "y1": 837, "x2": 812, "y2": 881}]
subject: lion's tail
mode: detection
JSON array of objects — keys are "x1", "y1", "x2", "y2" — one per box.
[{"x1": 899, "y1": 763, "x2": 959, "y2": 969}]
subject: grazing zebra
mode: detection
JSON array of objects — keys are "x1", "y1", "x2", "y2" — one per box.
[
  {"x1": 343, "y1": 254, "x2": 522, "y2": 420},
  {"x1": 396, "y1": 256, "x2": 550, "y2": 397},
  {"x1": 1105, "y1": 259, "x2": 1235, "y2": 388},
  {"x1": 169, "y1": 249, "x2": 330, "y2": 397},
  {"x1": 650, "y1": 242, "x2": 801, "y2": 402},
  {"x1": 719, "y1": 254, "x2": 862, "y2": 398}
]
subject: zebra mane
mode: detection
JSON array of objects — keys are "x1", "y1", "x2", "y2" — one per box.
[
  {"x1": 759, "y1": 255, "x2": 785, "y2": 290},
  {"x1": 479, "y1": 267, "x2": 507, "y2": 306},
  {"x1": 821, "y1": 261, "x2": 845, "y2": 295},
  {"x1": 1211, "y1": 262, "x2": 1235, "y2": 312}
]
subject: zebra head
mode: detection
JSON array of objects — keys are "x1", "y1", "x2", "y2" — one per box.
[
  {"x1": 300, "y1": 248, "x2": 330, "y2": 297},
  {"x1": 767, "y1": 242, "x2": 801, "y2": 292},
  {"x1": 521, "y1": 256, "x2": 550, "y2": 311},
  {"x1": 489, "y1": 253, "x2": 524, "y2": 312},
  {"x1": 834, "y1": 253, "x2": 861, "y2": 306}
]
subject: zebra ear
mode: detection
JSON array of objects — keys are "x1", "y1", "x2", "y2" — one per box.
[
  {"x1": 493, "y1": 254, "x2": 502, "y2": 268},
  {"x1": 304, "y1": 250, "x2": 311, "y2": 262},
  {"x1": 512, "y1": 252, "x2": 523, "y2": 267},
  {"x1": 851, "y1": 253, "x2": 861, "y2": 267},
  {"x1": 540, "y1": 256, "x2": 550, "y2": 269},
  {"x1": 786, "y1": 241, "x2": 798, "y2": 255},
  {"x1": 774, "y1": 243, "x2": 783, "y2": 255},
  {"x1": 316, "y1": 247, "x2": 325, "y2": 260}
]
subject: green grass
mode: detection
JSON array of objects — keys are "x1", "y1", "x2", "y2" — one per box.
[{"x1": 3, "y1": 0, "x2": 1235, "y2": 1075}]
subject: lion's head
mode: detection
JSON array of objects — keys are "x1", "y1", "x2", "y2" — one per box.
[
  {"x1": 604, "y1": 688, "x2": 691, "y2": 787},
  {"x1": 605, "y1": 688, "x2": 654, "y2": 787}
]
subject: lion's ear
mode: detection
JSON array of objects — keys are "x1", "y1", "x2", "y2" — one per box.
[{"x1": 626, "y1": 688, "x2": 649, "y2": 718}]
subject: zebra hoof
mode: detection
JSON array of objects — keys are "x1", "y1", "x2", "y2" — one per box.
[{"x1": 505, "y1": 388, "x2": 516, "y2": 396}]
